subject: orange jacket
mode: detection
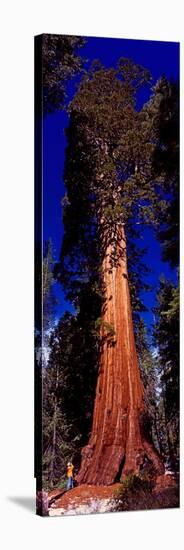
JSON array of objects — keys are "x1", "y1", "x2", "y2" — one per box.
[{"x1": 67, "y1": 464, "x2": 74, "y2": 478}]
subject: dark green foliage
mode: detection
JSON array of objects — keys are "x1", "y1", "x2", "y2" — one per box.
[
  {"x1": 135, "y1": 319, "x2": 161, "y2": 453},
  {"x1": 42, "y1": 34, "x2": 85, "y2": 114},
  {"x1": 153, "y1": 277, "x2": 179, "y2": 470},
  {"x1": 42, "y1": 370, "x2": 72, "y2": 490},
  {"x1": 43, "y1": 240, "x2": 57, "y2": 334},
  {"x1": 136, "y1": 318, "x2": 156, "y2": 396},
  {"x1": 153, "y1": 277, "x2": 179, "y2": 398},
  {"x1": 135, "y1": 319, "x2": 173, "y2": 464},
  {"x1": 114, "y1": 472, "x2": 153, "y2": 497},
  {"x1": 151, "y1": 77, "x2": 179, "y2": 267},
  {"x1": 35, "y1": 240, "x2": 57, "y2": 485},
  {"x1": 68, "y1": 60, "x2": 165, "y2": 235},
  {"x1": 113, "y1": 472, "x2": 179, "y2": 511},
  {"x1": 149, "y1": 79, "x2": 179, "y2": 471},
  {"x1": 55, "y1": 114, "x2": 103, "y2": 307},
  {"x1": 56, "y1": 60, "x2": 168, "y2": 308},
  {"x1": 126, "y1": 225, "x2": 151, "y2": 329},
  {"x1": 42, "y1": 312, "x2": 100, "y2": 489}
]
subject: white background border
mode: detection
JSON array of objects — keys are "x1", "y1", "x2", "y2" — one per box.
[{"x1": 0, "y1": 1, "x2": 183, "y2": 548}]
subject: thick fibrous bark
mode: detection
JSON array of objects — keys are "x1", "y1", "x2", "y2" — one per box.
[{"x1": 76, "y1": 225, "x2": 163, "y2": 485}]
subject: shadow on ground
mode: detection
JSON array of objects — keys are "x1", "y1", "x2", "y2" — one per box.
[{"x1": 7, "y1": 497, "x2": 35, "y2": 513}]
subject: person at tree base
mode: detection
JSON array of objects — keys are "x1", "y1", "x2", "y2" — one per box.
[{"x1": 66, "y1": 461, "x2": 74, "y2": 490}]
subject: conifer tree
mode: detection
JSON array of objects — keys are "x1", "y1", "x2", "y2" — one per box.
[
  {"x1": 153, "y1": 277, "x2": 179, "y2": 470},
  {"x1": 151, "y1": 77, "x2": 179, "y2": 267},
  {"x1": 151, "y1": 78, "x2": 179, "y2": 470},
  {"x1": 56, "y1": 60, "x2": 167, "y2": 484},
  {"x1": 41, "y1": 34, "x2": 85, "y2": 114},
  {"x1": 42, "y1": 311, "x2": 100, "y2": 487}
]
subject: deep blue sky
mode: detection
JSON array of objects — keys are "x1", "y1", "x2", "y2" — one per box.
[{"x1": 43, "y1": 36, "x2": 179, "y2": 331}]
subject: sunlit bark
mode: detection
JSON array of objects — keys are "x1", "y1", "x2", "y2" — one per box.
[{"x1": 76, "y1": 225, "x2": 163, "y2": 485}]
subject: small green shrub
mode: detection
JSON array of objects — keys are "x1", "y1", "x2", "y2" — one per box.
[
  {"x1": 113, "y1": 472, "x2": 152, "y2": 501},
  {"x1": 112, "y1": 472, "x2": 179, "y2": 512},
  {"x1": 55, "y1": 478, "x2": 66, "y2": 490}
]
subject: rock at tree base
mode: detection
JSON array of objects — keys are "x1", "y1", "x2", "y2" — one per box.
[{"x1": 153, "y1": 473, "x2": 178, "y2": 494}]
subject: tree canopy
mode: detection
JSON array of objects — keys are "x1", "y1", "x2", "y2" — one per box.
[{"x1": 42, "y1": 34, "x2": 86, "y2": 114}]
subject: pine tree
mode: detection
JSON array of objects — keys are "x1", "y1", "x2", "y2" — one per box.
[
  {"x1": 151, "y1": 77, "x2": 179, "y2": 471},
  {"x1": 42, "y1": 311, "x2": 100, "y2": 487},
  {"x1": 136, "y1": 319, "x2": 170, "y2": 464},
  {"x1": 151, "y1": 77, "x2": 179, "y2": 267},
  {"x1": 153, "y1": 277, "x2": 179, "y2": 470},
  {"x1": 43, "y1": 239, "x2": 57, "y2": 335}
]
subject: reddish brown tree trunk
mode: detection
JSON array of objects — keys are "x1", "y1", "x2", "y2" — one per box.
[{"x1": 76, "y1": 225, "x2": 163, "y2": 485}]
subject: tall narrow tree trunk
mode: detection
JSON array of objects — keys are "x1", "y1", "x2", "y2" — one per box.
[
  {"x1": 76, "y1": 225, "x2": 163, "y2": 485},
  {"x1": 50, "y1": 366, "x2": 59, "y2": 486}
]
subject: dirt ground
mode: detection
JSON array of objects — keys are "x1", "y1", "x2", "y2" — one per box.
[{"x1": 48, "y1": 473, "x2": 179, "y2": 516}]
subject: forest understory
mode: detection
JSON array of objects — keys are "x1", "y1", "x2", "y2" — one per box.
[{"x1": 48, "y1": 472, "x2": 179, "y2": 516}]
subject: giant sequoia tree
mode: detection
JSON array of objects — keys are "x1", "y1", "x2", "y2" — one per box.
[{"x1": 56, "y1": 60, "x2": 169, "y2": 485}]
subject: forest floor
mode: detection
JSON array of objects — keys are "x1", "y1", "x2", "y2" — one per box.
[{"x1": 48, "y1": 473, "x2": 179, "y2": 516}]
